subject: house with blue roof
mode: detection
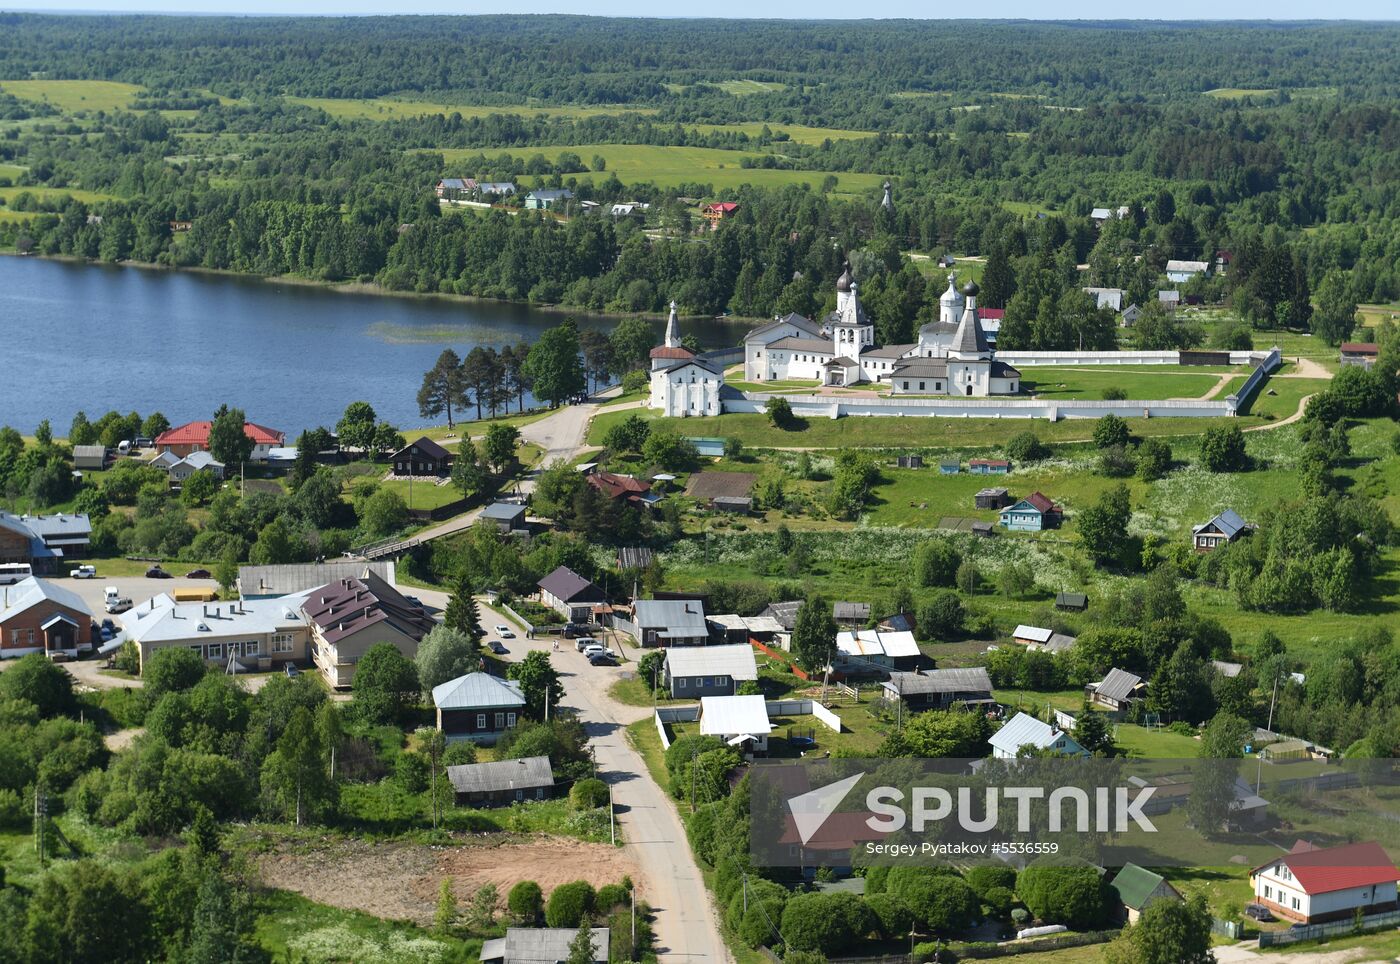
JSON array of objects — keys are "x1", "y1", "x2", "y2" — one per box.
[{"x1": 1192, "y1": 509, "x2": 1249, "y2": 552}]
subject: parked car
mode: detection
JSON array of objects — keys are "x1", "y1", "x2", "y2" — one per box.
[
  {"x1": 133, "y1": 437, "x2": 153, "y2": 449},
  {"x1": 582, "y1": 644, "x2": 606, "y2": 658},
  {"x1": 185, "y1": 568, "x2": 212, "y2": 579},
  {"x1": 284, "y1": 664, "x2": 300, "y2": 678},
  {"x1": 99, "y1": 626, "x2": 114, "y2": 642},
  {"x1": 1244, "y1": 904, "x2": 1275, "y2": 922},
  {"x1": 71, "y1": 565, "x2": 97, "y2": 579},
  {"x1": 100, "y1": 618, "x2": 115, "y2": 633},
  {"x1": 488, "y1": 640, "x2": 507, "y2": 655},
  {"x1": 562, "y1": 623, "x2": 591, "y2": 639},
  {"x1": 573, "y1": 637, "x2": 598, "y2": 652},
  {"x1": 105, "y1": 597, "x2": 133, "y2": 614},
  {"x1": 494, "y1": 625, "x2": 515, "y2": 639},
  {"x1": 588, "y1": 651, "x2": 617, "y2": 666},
  {"x1": 146, "y1": 566, "x2": 171, "y2": 579}
]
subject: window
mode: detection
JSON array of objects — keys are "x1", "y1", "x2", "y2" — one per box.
[
  {"x1": 272, "y1": 633, "x2": 294, "y2": 653},
  {"x1": 678, "y1": 678, "x2": 687, "y2": 689},
  {"x1": 714, "y1": 676, "x2": 725, "y2": 687},
  {"x1": 515, "y1": 790, "x2": 524, "y2": 801},
  {"x1": 495, "y1": 712, "x2": 505, "y2": 729},
  {"x1": 918, "y1": 381, "x2": 925, "y2": 391},
  {"x1": 535, "y1": 788, "x2": 544, "y2": 800},
  {"x1": 507, "y1": 713, "x2": 516, "y2": 727},
  {"x1": 902, "y1": 381, "x2": 909, "y2": 390},
  {"x1": 9, "y1": 628, "x2": 33, "y2": 645},
  {"x1": 1264, "y1": 885, "x2": 1272, "y2": 899},
  {"x1": 1291, "y1": 896, "x2": 1300, "y2": 910},
  {"x1": 476, "y1": 714, "x2": 487, "y2": 728},
  {"x1": 208, "y1": 643, "x2": 223, "y2": 660}
]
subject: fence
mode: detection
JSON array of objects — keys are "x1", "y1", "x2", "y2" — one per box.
[
  {"x1": 812, "y1": 701, "x2": 843, "y2": 734},
  {"x1": 929, "y1": 928, "x2": 1120, "y2": 960},
  {"x1": 1258, "y1": 908, "x2": 1400, "y2": 947},
  {"x1": 1211, "y1": 917, "x2": 1244, "y2": 940},
  {"x1": 498, "y1": 602, "x2": 535, "y2": 636},
  {"x1": 1224, "y1": 346, "x2": 1284, "y2": 414},
  {"x1": 731, "y1": 392, "x2": 1236, "y2": 422},
  {"x1": 406, "y1": 497, "x2": 471, "y2": 522},
  {"x1": 751, "y1": 638, "x2": 811, "y2": 680},
  {"x1": 698, "y1": 346, "x2": 745, "y2": 368}
]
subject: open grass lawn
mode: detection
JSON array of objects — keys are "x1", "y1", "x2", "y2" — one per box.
[
  {"x1": 253, "y1": 888, "x2": 477, "y2": 964},
  {"x1": 374, "y1": 477, "x2": 464, "y2": 510},
  {"x1": 458, "y1": 143, "x2": 888, "y2": 192},
  {"x1": 994, "y1": 688, "x2": 1086, "y2": 716},
  {"x1": 1111, "y1": 723, "x2": 1202, "y2": 758},
  {"x1": 0, "y1": 184, "x2": 115, "y2": 206},
  {"x1": 1204, "y1": 87, "x2": 1278, "y2": 99},
  {"x1": 1020, "y1": 366, "x2": 1230, "y2": 400},
  {"x1": 627, "y1": 717, "x2": 672, "y2": 793},
  {"x1": 291, "y1": 94, "x2": 654, "y2": 122},
  {"x1": 587, "y1": 407, "x2": 1262, "y2": 451},
  {"x1": 0, "y1": 79, "x2": 144, "y2": 111},
  {"x1": 683, "y1": 120, "x2": 876, "y2": 144}
]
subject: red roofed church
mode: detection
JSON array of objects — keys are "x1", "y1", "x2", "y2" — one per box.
[
  {"x1": 156, "y1": 420, "x2": 285, "y2": 460},
  {"x1": 1251, "y1": 841, "x2": 1400, "y2": 923}
]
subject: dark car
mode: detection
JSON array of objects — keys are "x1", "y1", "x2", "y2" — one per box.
[
  {"x1": 588, "y1": 651, "x2": 617, "y2": 666},
  {"x1": 563, "y1": 623, "x2": 594, "y2": 639},
  {"x1": 100, "y1": 618, "x2": 116, "y2": 633},
  {"x1": 146, "y1": 566, "x2": 172, "y2": 579},
  {"x1": 1244, "y1": 903, "x2": 1275, "y2": 922},
  {"x1": 488, "y1": 640, "x2": 507, "y2": 655},
  {"x1": 284, "y1": 664, "x2": 300, "y2": 678},
  {"x1": 185, "y1": 568, "x2": 212, "y2": 579}
]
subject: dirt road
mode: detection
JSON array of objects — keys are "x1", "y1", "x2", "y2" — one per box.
[{"x1": 416, "y1": 589, "x2": 731, "y2": 962}]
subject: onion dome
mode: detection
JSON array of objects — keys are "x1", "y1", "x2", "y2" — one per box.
[{"x1": 835, "y1": 261, "x2": 854, "y2": 293}]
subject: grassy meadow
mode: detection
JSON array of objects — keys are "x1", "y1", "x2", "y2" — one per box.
[{"x1": 0, "y1": 79, "x2": 144, "y2": 111}]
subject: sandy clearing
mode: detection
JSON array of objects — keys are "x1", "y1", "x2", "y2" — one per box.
[{"x1": 255, "y1": 835, "x2": 638, "y2": 926}]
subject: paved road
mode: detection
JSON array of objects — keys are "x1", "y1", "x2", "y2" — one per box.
[{"x1": 416, "y1": 589, "x2": 731, "y2": 963}]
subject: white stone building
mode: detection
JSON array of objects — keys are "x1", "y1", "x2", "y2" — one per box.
[
  {"x1": 649, "y1": 301, "x2": 724, "y2": 416},
  {"x1": 892, "y1": 278, "x2": 1021, "y2": 396}
]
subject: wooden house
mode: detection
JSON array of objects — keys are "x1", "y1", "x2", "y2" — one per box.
[
  {"x1": 390, "y1": 436, "x2": 452, "y2": 476},
  {"x1": 999, "y1": 491, "x2": 1059, "y2": 532},
  {"x1": 1192, "y1": 509, "x2": 1248, "y2": 552}
]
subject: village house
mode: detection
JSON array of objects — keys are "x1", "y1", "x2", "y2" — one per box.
[
  {"x1": 1083, "y1": 287, "x2": 1125, "y2": 311},
  {"x1": 1055, "y1": 592, "x2": 1089, "y2": 612},
  {"x1": 1086, "y1": 668, "x2": 1147, "y2": 716},
  {"x1": 537, "y1": 566, "x2": 608, "y2": 624},
  {"x1": 446, "y1": 755, "x2": 556, "y2": 808},
  {"x1": 701, "y1": 201, "x2": 739, "y2": 229},
  {"x1": 524, "y1": 188, "x2": 572, "y2": 210},
  {"x1": 1166, "y1": 259, "x2": 1210, "y2": 283},
  {"x1": 435, "y1": 177, "x2": 477, "y2": 200},
  {"x1": 480, "y1": 927, "x2": 609, "y2": 964},
  {"x1": 155, "y1": 420, "x2": 285, "y2": 460},
  {"x1": 1011, "y1": 624, "x2": 1075, "y2": 655},
  {"x1": 632, "y1": 598, "x2": 709, "y2": 647},
  {"x1": 1251, "y1": 841, "x2": 1400, "y2": 924},
  {"x1": 1158, "y1": 290, "x2": 1181, "y2": 311},
  {"x1": 663, "y1": 643, "x2": 758, "y2": 698},
  {"x1": 1340, "y1": 342, "x2": 1379, "y2": 369},
  {"x1": 988, "y1": 712, "x2": 1088, "y2": 759},
  {"x1": 302, "y1": 574, "x2": 436, "y2": 688},
  {"x1": 832, "y1": 601, "x2": 871, "y2": 628},
  {"x1": 969, "y1": 458, "x2": 1011, "y2": 475},
  {"x1": 1109, "y1": 864, "x2": 1183, "y2": 923},
  {"x1": 999, "y1": 492, "x2": 1059, "y2": 532},
  {"x1": 1192, "y1": 508, "x2": 1249, "y2": 552},
  {"x1": 432, "y1": 672, "x2": 527, "y2": 744},
  {"x1": 699, "y1": 694, "x2": 772, "y2": 753},
  {"x1": 169, "y1": 451, "x2": 225, "y2": 483},
  {"x1": 237, "y1": 561, "x2": 395, "y2": 600},
  {"x1": 1119, "y1": 304, "x2": 1142, "y2": 328},
  {"x1": 390, "y1": 436, "x2": 452, "y2": 476},
  {"x1": 477, "y1": 182, "x2": 516, "y2": 198},
  {"x1": 878, "y1": 668, "x2": 995, "y2": 713},
  {"x1": 586, "y1": 470, "x2": 656, "y2": 508},
  {"x1": 0, "y1": 576, "x2": 96, "y2": 658},
  {"x1": 834, "y1": 629, "x2": 921, "y2": 674},
  {"x1": 0, "y1": 512, "x2": 93, "y2": 574},
  {"x1": 1213, "y1": 250, "x2": 1233, "y2": 276}
]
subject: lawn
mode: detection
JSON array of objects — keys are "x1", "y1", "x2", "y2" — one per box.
[
  {"x1": 684, "y1": 120, "x2": 876, "y2": 145},
  {"x1": 0, "y1": 79, "x2": 144, "y2": 111},
  {"x1": 375, "y1": 477, "x2": 465, "y2": 511},
  {"x1": 445, "y1": 143, "x2": 888, "y2": 192},
  {"x1": 1111, "y1": 723, "x2": 1203, "y2": 759},
  {"x1": 0, "y1": 184, "x2": 116, "y2": 206},
  {"x1": 1203, "y1": 87, "x2": 1278, "y2": 99},
  {"x1": 626, "y1": 717, "x2": 672, "y2": 794},
  {"x1": 1020, "y1": 367, "x2": 1230, "y2": 401}
]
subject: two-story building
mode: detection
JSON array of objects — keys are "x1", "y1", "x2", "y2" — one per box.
[
  {"x1": 0, "y1": 512, "x2": 93, "y2": 574},
  {"x1": 123, "y1": 592, "x2": 312, "y2": 671},
  {"x1": 155, "y1": 420, "x2": 285, "y2": 461},
  {"x1": 390, "y1": 436, "x2": 452, "y2": 476},
  {"x1": 302, "y1": 574, "x2": 436, "y2": 688}
]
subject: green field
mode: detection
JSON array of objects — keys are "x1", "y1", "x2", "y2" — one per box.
[
  {"x1": 467, "y1": 143, "x2": 887, "y2": 192},
  {"x1": 1020, "y1": 366, "x2": 1232, "y2": 401},
  {"x1": 0, "y1": 79, "x2": 145, "y2": 111},
  {"x1": 0, "y1": 184, "x2": 114, "y2": 207},
  {"x1": 1203, "y1": 87, "x2": 1277, "y2": 99},
  {"x1": 683, "y1": 120, "x2": 876, "y2": 145},
  {"x1": 290, "y1": 95, "x2": 655, "y2": 122}
]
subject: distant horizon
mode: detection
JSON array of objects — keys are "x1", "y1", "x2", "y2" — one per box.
[{"x1": 2, "y1": 4, "x2": 1397, "y2": 21}]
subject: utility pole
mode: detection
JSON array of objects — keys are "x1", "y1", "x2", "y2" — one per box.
[
  {"x1": 34, "y1": 786, "x2": 46, "y2": 865},
  {"x1": 609, "y1": 784, "x2": 615, "y2": 846},
  {"x1": 690, "y1": 745, "x2": 698, "y2": 813}
]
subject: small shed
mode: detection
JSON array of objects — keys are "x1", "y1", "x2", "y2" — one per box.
[
  {"x1": 480, "y1": 502, "x2": 527, "y2": 532},
  {"x1": 969, "y1": 459, "x2": 1011, "y2": 475},
  {"x1": 1055, "y1": 592, "x2": 1089, "y2": 612},
  {"x1": 1109, "y1": 863, "x2": 1182, "y2": 923},
  {"x1": 896, "y1": 455, "x2": 926, "y2": 469},
  {"x1": 712, "y1": 495, "x2": 752, "y2": 514},
  {"x1": 72, "y1": 445, "x2": 108, "y2": 471},
  {"x1": 832, "y1": 601, "x2": 871, "y2": 627},
  {"x1": 974, "y1": 487, "x2": 1010, "y2": 509},
  {"x1": 937, "y1": 459, "x2": 958, "y2": 474},
  {"x1": 1260, "y1": 739, "x2": 1312, "y2": 764}
]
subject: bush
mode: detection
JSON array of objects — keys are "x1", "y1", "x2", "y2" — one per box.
[
  {"x1": 0, "y1": 788, "x2": 27, "y2": 827},
  {"x1": 1199, "y1": 424, "x2": 1248, "y2": 473},
  {"x1": 917, "y1": 590, "x2": 964, "y2": 641},
  {"x1": 1018, "y1": 863, "x2": 1110, "y2": 929},
  {"x1": 1135, "y1": 437, "x2": 1172, "y2": 480},
  {"x1": 982, "y1": 885, "x2": 1016, "y2": 918},
  {"x1": 766, "y1": 396, "x2": 795, "y2": 428},
  {"x1": 508, "y1": 880, "x2": 544, "y2": 924},
  {"x1": 914, "y1": 538, "x2": 962, "y2": 588},
  {"x1": 780, "y1": 892, "x2": 873, "y2": 955},
  {"x1": 545, "y1": 880, "x2": 596, "y2": 928},
  {"x1": 142, "y1": 646, "x2": 207, "y2": 697},
  {"x1": 570, "y1": 777, "x2": 610, "y2": 810},
  {"x1": 0, "y1": 653, "x2": 77, "y2": 718},
  {"x1": 620, "y1": 369, "x2": 649, "y2": 395},
  {"x1": 1093, "y1": 414, "x2": 1131, "y2": 449},
  {"x1": 442, "y1": 742, "x2": 478, "y2": 767},
  {"x1": 1005, "y1": 430, "x2": 1051, "y2": 463},
  {"x1": 864, "y1": 892, "x2": 913, "y2": 939},
  {"x1": 1098, "y1": 444, "x2": 1135, "y2": 477},
  {"x1": 394, "y1": 752, "x2": 429, "y2": 792},
  {"x1": 595, "y1": 882, "x2": 629, "y2": 911},
  {"x1": 965, "y1": 864, "x2": 1017, "y2": 897}
]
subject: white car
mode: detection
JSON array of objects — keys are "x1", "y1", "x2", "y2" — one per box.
[
  {"x1": 495, "y1": 625, "x2": 516, "y2": 639},
  {"x1": 71, "y1": 565, "x2": 97, "y2": 579},
  {"x1": 582, "y1": 643, "x2": 606, "y2": 658}
]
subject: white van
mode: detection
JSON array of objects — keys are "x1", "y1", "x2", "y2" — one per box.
[
  {"x1": 104, "y1": 585, "x2": 121, "y2": 606},
  {"x1": 117, "y1": 440, "x2": 132, "y2": 455},
  {"x1": 105, "y1": 597, "x2": 133, "y2": 614}
]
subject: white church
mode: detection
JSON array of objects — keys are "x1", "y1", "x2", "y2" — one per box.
[{"x1": 649, "y1": 265, "x2": 1022, "y2": 416}]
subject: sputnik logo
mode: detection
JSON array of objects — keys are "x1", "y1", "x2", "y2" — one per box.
[{"x1": 787, "y1": 772, "x2": 866, "y2": 846}]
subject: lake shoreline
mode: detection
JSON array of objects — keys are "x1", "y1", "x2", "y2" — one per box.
[{"x1": 0, "y1": 249, "x2": 762, "y2": 328}]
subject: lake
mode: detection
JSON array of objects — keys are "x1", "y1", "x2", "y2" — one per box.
[{"x1": 0, "y1": 256, "x2": 747, "y2": 437}]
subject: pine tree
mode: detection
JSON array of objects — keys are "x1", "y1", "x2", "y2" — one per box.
[
  {"x1": 567, "y1": 919, "x2": 599, "y2": 964},
  {"x1": 435, "y1": 879, "x2": 458, "y2": 935},
  {"x1": 979, "y1": 243, "x2": 1016, "y2": 309},
  {"x1": 444, "y1": 574, "x2": 484, "y2": 643},
  {"x1": 185, "y1": 874, "x2": 241, "y2": 964}
]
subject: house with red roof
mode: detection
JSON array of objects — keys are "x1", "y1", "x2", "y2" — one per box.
[
  {"x1": 701, "y1": 201, "x2": 739, "y2": 230},
  {"x1": 155, "y1": 420, "x2": 285, "y2": 461},
  {"x1": 1340, "y1": 342, "x2": 1379, "y2": 370},
  {"x1": 1251, "y1": 841, "x2": 1400, "y2": 924},
  {"x1": 999, "y1": 491, "x2": 1060, "y2": 532},
  {"x1": 586, "y1": 471, "x2": 655, "y2": 508}
]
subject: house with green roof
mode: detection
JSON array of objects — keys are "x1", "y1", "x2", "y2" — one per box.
[{"x1": 1108, "y1": 862, "x2": 1182, "y2": 923}]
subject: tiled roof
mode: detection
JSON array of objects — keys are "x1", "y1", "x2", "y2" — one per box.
[
  {"x1": 155, "y1": 420, "x2": 284, "y2": 446},
  {"x1": 1024, "y1": 491, "x2": 1056, "y2": 514},
  {"x1": 1256, "y1": 842, "x2": 1400, "y2": 896}
]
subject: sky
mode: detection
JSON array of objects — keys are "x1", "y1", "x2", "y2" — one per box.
[{"x1": 3, "y1": 2, "x2": 1396, "y2": 19}]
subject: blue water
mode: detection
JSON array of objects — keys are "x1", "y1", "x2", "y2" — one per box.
[{"x1": 0, "y1": 256, "x2": 745, "y2": 436}]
